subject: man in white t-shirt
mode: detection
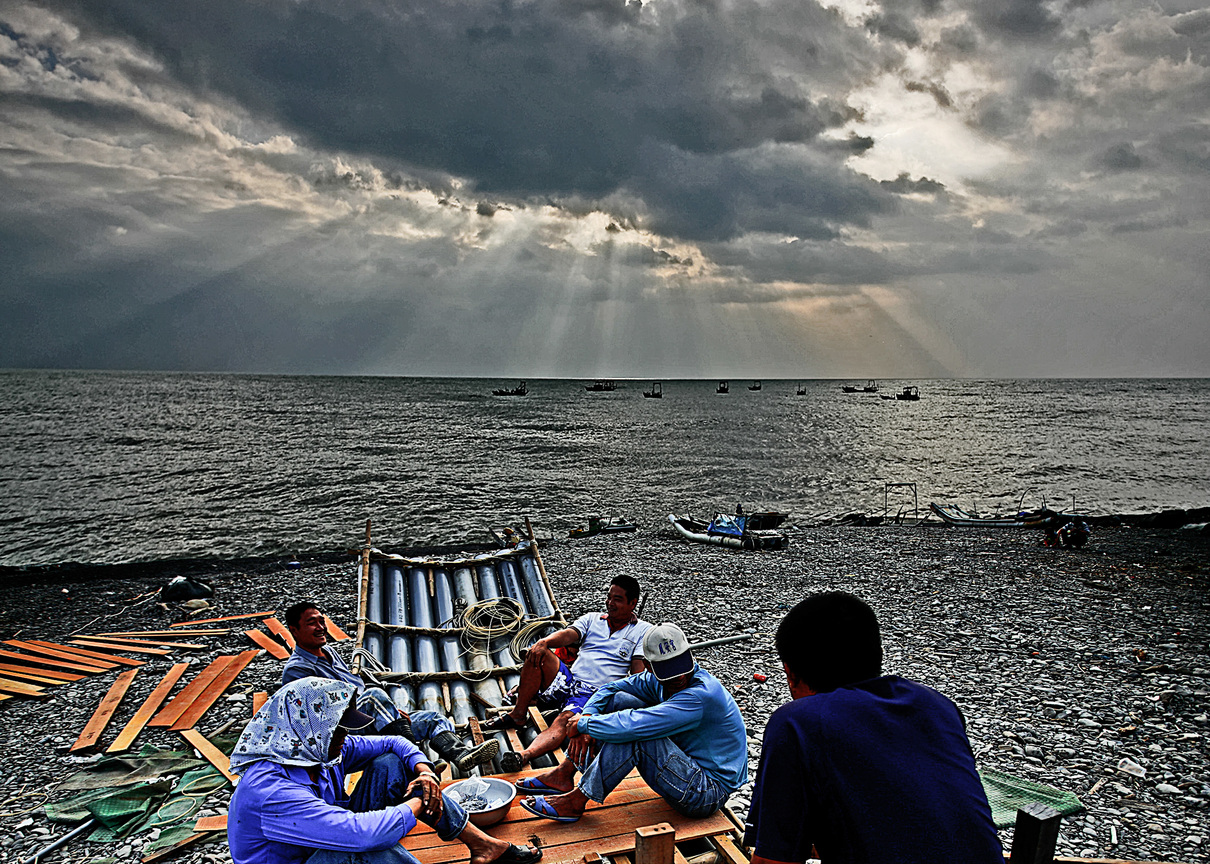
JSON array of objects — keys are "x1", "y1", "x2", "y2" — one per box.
[{"x1": 484, "y1": 575, "x2": 652, "y2": 773}]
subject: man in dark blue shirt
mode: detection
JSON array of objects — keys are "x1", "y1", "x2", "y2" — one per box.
[{"x1": 744, "y1": 592, "x2": 1002, "y2": 864}]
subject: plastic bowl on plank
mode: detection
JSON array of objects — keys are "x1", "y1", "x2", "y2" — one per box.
[{"x1": 444, "y1": 777, "x2": 516, "y2": 827}]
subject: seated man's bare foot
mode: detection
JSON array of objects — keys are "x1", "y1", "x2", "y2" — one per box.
[{"x1": 470, "y1": 839, "x2": 543, "y2": 864}]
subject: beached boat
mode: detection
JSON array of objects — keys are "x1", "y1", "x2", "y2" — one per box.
[
  {"x1": 748, "y1": 380, "x2": 762, "y2": 391},
  {"x1": 796, "y1": 383, "x2": 806, "y2": 395},
  {"x1": 569, "y1": 515, "x2": 639, "y2": 538},
  {"x1": 841, "y1": 383, "x2": 859, "y2": 392},
  {"x1": 492, "y1": 381, "x2": 528, "y2": 396},
  {"x1": 895, "y1": 386, "x2": 920, "y2": 401},
  {"x1": 668, "y1": 513, "x2": 788, "y2": 550},
  {"x1": 863, "y1": 380, "x2": 879, "y2": 393},
  {"x1": 716, "y1": 381, "x2": 729, "y2": 394},
  {"x1": 643, "y1": 382, "x2": 662, "y2": 398},
  {"x1": 930, "y1": 502, "x2": 1055, "y2": 528},
  {"x1": 585, "y1": 380, "x2": 617, "y2": 392}
]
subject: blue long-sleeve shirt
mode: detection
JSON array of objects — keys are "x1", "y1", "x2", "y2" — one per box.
[
  {"x1": 282, "y1": 645, "x2": 364, "y2": 693},
  {"x1": 575, "y1": 667, "x2": 749, "y2": 792},
  {"x1": 227, "y1": 735, "x2": 428, "y2": 864}
]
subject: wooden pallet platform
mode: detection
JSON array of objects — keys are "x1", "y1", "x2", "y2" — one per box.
[{"x1": 402, "y1": 772, "x2": 737, "y2": 864}]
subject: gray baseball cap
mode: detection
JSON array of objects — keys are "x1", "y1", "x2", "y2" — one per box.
[{"x1": 643, "y1": 622, "x2": 695, "y2": 681}]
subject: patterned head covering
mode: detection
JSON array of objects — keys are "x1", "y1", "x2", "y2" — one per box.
[{"x1": 229, "y1": 677, "x2": 355, "y2": 775}]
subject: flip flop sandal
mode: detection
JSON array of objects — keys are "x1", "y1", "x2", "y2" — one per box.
[
  {"x1": 520, "y1": 795, "x2": 580, "y2": 823},
  {"x1": 514, "y1": 777, "x2": 569, "y2": 795},
  {"x1": 489, "y1": 844, "x2": 544, "y2": 864},
  {"x1": 482, "y1": 713, "x2": 526, "y2": 732}
]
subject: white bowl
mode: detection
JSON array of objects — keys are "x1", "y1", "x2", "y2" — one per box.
[{"x1": 445, "y1": 777, "x2": 517, "y2": 827}]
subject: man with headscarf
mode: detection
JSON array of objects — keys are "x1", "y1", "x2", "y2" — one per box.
[
  {"x1": 228, "y1": 677, "x2": 542, "y2": 864},
  {"x1": 515, "y1": 622, "x2": 747, "y2": 823}
]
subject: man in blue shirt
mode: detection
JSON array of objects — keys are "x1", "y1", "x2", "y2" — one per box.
[
  {"x1": 517, "y1": 622, "x2": 747, "y2": 822},
  {"x1": 284, "y1": 601, "x2": 497, "y2": 773},
  {"x1": 228, "y1": 677, "x2": 541, "y2": 864},
  {"x1": 744, "y1": 592, "x2": 1002, "y2": 864}
]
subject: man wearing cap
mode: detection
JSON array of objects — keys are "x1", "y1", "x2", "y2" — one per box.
[
  {"x1": 283, "y1": 601, "x2": 498, "y2": 773},
  {"x1": 744, "y1": 592, "x2": 1001, "y2": 864},
  {"x1": 517, "y1": 622, "x2": 748, "y2": 823},
  {"x1": 486, "y1": 575, "x2": 653, "y2": 773}
]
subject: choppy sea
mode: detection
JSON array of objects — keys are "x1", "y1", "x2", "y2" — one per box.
[{"x1": 0, "y1": 372, "x2": 1206, "y2": 568}]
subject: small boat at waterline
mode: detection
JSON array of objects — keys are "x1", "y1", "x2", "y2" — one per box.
[{"x1": 668, "y1": 513, "x2": 788, "y2": 550}]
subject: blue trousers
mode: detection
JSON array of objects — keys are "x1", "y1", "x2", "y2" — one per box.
[
  {"x1": 307, "y1": 753, "x2": 469, "y2": 864},
  {"x1": 576, "y1": 692, "x2": 730, "y2": 819},
  {"x1": 358, "y1": 689, "x2": 454, "y2": 741}
]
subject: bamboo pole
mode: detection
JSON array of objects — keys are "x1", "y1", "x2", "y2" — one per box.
[
  {"x1": 524, "y1": 516, "x2": 565, "y2": 624},
  {"x1": 352, "y1": 519, "x2": 372, "y2": 674}
]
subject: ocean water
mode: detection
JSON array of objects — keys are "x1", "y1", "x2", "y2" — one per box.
[{"x1": 0, "y1": 371, "x2": 1206, "y2": 568}]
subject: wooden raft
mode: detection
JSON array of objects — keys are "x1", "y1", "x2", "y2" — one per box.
[{"x1": 402, "y1": 771, "x2": 737, "y2": 864}]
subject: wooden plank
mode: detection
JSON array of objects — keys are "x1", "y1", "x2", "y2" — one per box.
[
  {"x1": 245, "y1": 629, "x2": 290, "y2": 660},
  {"x1": 169, "y1": 649, "x2": 261, "y2": 730},
  {"x1": 262, "y1": 617, "x2": 296, "y2": 649},
  {"x1": 710, "y1": 834, "x2": 750, "y2": 864},
  {"x1": 325, "y1": 617, "x2": 350, "y2": 641},
  {"x1": 2, "y1": 641, "x2": 115, "y2": 669},
  {"x1": 178, "y1": 728, "x2": 237, "y2": 784},
  {"x1": 78, "y1": 636, "x2": 208, "y2": 650},
  {"x1": 72, "y1": 667, "x2": 139, "y2": 752},
  {"x1": 28, "y1": 640, "x2": 145, "y2": 668},
  {"x1": 149, "y1": 656, "x2": 235, "y2": 727},
  {"x1": 140, "y1": 831, "x2": 209, "y2": 864},
  {"x1": 194, "y1": 815, "x2": 228, "y2": 832},
  {"x1": 0, "y1": 677, "x2": 48, "y2": 698},
  {"x1": 0, "y1": 648, "x2": 110, "y2": 674},
  {"x1": 0, "y1": 694, "x2": 10, "y2": 703},
  {"x1": 108, "y1": 663, "x2": 190, "y2": 753},
  {"x1": 252, "y1": 691, "x2": 268, "y2": 713},
  {"x1": 98, "y1": 629, "x2": 230, "y2": 637},
  {"x1": 171, "y1": 611, "x2": 275, "y2": 627},
  {"x1": 0, "y1": 665, "x2": 76, "y2": 685},
  {"x1": 69, "y1": 640, "x2": 172, "y2": 656}
]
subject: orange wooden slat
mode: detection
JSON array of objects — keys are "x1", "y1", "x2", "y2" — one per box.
[
  {"x1": 169, "y1": 649, "x2": 261, "y2": 731},
  {"x1": 325, "y1": 617, "x2": 350, "y2": 641},
  {"x1": 170, "y1": 611, "x2": 275, "y2": 627},
  {"x1": 148, "y1": 656, "x2": 235, "y2": 727},
  {"x1": 72, "y1": 668, "x2": 139, "y2": 752},
  {"x1": 252, "y1": 691, "x2": 268, "y2": 713},
  {"x1": 98, "y1": 629, "x2": 230, "y2": 637},
  {"x1": 0, "y1": 694, "x2": 9, "y2": 703},
  {"x1": 244, "y1": 629, "x2": 290, "y2": 660},
  {"x1": 28, "y1": 640, "x2": 144, "y2": 667},
  {"x1": 178, "y1": 728, "x2": 237, "y2": 783},
  {"x1": 262, "y1": 617, "x2": 296, "y2": 649},
  {"x1": 0, "y1": 664, "x2": 78, "y2": 684},
  {"x1": 193, "y1": 815, "x2": 228, "y2": 832},
  {"x1": 69, "y1": 640, "x2": 172, "y2": 656},
  {"x1": 78, "y1": 636, "x2": 207, "y2": 650},
  {"x1": 0, "y1": 677, "x2": 48, "y2": 698},
  {"x1": 0, "y1": 648, "x2": 109, "y2": 674},
  {"x1": 2, "y1": 641, "x2": 114, "y2": 669},
  {"x1": 108, "y1": 662, "x2": 190, "y2": 753}
]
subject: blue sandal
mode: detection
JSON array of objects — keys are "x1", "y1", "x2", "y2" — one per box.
[
  {"x1": 520, "y1": 795, "x2": 581, "y2": 823},
  {"x1": 515, "y1": 777, "x2": 569, "y2": 796}
]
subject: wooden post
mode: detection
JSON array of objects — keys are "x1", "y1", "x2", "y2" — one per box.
[
  {"x1": 635, "y1": 823, "x2": 676, "y2": 864},
  {"x1": 353, "y1": 519, "x2": 372, "y2": 674},
  {"x1": 1008, "y1": 803, "x2": 1062, "y2": 864}
]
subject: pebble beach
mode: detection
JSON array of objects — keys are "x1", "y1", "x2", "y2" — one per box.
[{"x1": 0, "y1": 520, "x2": 1207, "y2": 864}]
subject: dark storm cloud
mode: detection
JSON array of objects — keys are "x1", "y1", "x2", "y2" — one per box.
[
  {"x1": 43, "y1": 0, "x2": 892, "y2": 242},
  {"x1": 905, "y1": 80, "x2": 954, "y2": 109},
  {"x1": 866, "y1": 12, "x2": 922, "y2": 46},
  {"x1": 971, "y1": 0, "x2": 1062, "y2": 40},
  {"x1": 879, "y1": 173, "x2": 946, "y2": 195},
  {"x1": 1098, "y1": 142, "x2": 1144, "y2": 171}
]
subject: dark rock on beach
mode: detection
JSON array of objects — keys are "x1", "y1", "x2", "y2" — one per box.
[{"x1": 0, "y1": 521, "x2": 1206, "y2": 864}]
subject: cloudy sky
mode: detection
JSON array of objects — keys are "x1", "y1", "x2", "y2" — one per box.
[{"x1": 1, "y1": 0, "x2": 1207, "y2": 378}]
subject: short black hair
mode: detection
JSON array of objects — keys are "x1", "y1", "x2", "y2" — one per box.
[
  {"x1": 610, "y1": 574, "x2": 641, "y2": 603},
  {"x1": 285, "y1": 601, "x2": 320, "y2": 630},
  {"x1": 776, "y1": 592, "x2": 882, "y2": 693}
]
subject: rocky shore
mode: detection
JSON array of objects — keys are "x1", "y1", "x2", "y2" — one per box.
[{"x1": 0, "y1": 520, "x2": 1207, "y2": 864}]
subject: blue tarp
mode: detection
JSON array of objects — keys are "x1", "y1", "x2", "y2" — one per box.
[{"x1": 707, "y1": 515, "x2": 746, "y2": 537}]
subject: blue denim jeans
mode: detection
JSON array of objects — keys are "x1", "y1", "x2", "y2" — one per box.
[
  {"x1": 358, "y1": 689, "x2": 454, "y2": 742},
  {"x1": 576, "y1": 692, "x2": 729, "y2": 818},
  {"x1": 307, "y1": 753, "x2": 469, "y2": 864}
]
